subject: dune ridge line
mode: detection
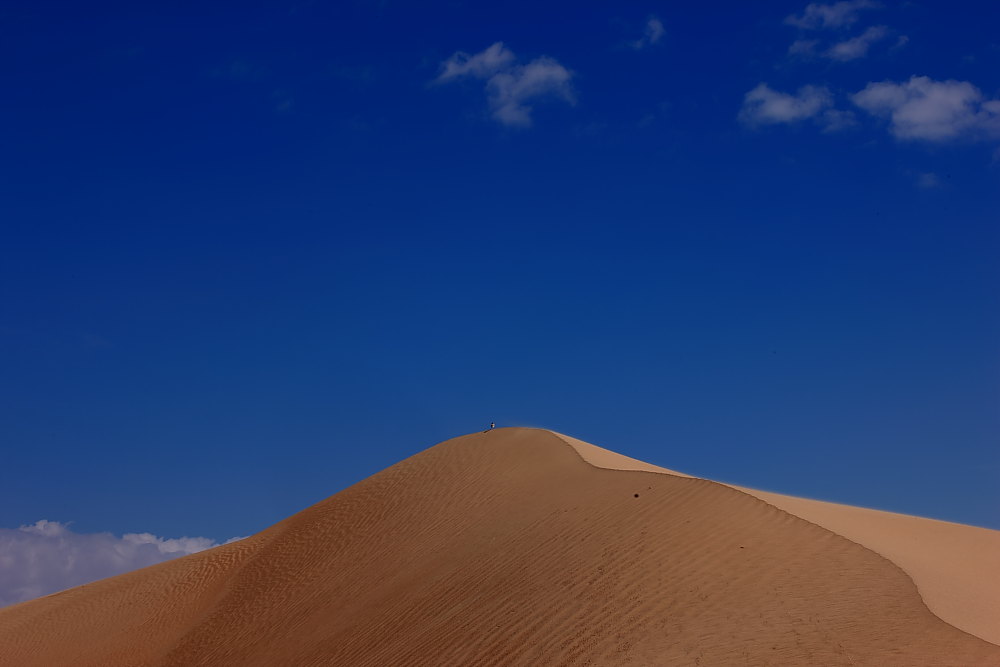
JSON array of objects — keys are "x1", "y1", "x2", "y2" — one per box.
[
  {"x1": 547, "y1": 428, "x2": 1000, "y2": 647},
  {"x1": 1, "y1": 427, "x2": 998, "y2": 665}
]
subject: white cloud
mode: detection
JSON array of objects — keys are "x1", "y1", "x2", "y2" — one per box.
[
  {"x1": 825, "y1": 25, "x2": 888, "y2": 61},
  {"x1": 437, "y1": 42, "x2": 516, "y2": 82},
  {"x1": 485, "y1": 58, "x2": 574, "y2": 127},
  {"x1": 436, "y1": 43, "x2": 575, "y2": 127},
  {"x1": 0, "y1": 520, "x2": 243, "y2": 607},
  {"x1": 785, "y1": 0, "x2": 879, "y2": 30},
  {"x1": 740, "y1": 83, "x2": 833, "y2": 125},
  {"x1": 632, "y1": 17, "x2": 665, "y2": 50},
  {"x1": 851, "y1": 76, "x2": 1000, "y2": 141}
]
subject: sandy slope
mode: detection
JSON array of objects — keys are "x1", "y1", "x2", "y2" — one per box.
[
  {"x1": 553, "y1": 430, "x2": 1000, "y2": 647},
  {"x1": 1, "y1": 427, "x2": 998, "y2": 666}
]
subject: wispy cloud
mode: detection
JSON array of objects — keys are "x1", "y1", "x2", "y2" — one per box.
[
  {"x1": 785, "y1": 2, "x2": 895, "y2": 63},
  {"x1": 788, "y1": 39, "x2": 820, "y2": 57},
  {"x1": 916, "y1": 172, "x2": 942, "y2": 188},
  {"x1": 820, "y1": 108, "x2": 858, "y2": 132},
  {"x1": 825, "y1": 25, "x2": 889, "y2": 61},
  {"x1": 631, "y1": 17, "x2": 665, "y2": 50},
  {"x1": 852, "y1": 76, "x2": 1000, "y2": 141},
  {"x1": 435, "y1": 42, "x2": 575, "y2": 128},
  {"x1": 0, "y1": 520, "x2": 244, "y2": 607},
  {"x1": 785, "y1": 0, "x2": 879, "y2": 30}
]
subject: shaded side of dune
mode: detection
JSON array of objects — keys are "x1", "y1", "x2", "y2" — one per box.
[{"x1": 1, "y1": 428, "x2": 998, "y2": 666}]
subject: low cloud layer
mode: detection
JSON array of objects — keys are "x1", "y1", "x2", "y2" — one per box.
[
  {"x1": 435, "y1": 42, "x2": 574, "y2": 127},
  {"x1": 0, "y1": 520, "x2": 243, "y2": 607}
]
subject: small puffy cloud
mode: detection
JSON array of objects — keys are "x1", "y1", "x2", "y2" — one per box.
[
  {"x1": 437, "y1": 42, "x2": 516, "y2": 82},
  {"x1": 785, "y1": 0, "x2": 879, "y2": 30},
  {"x1": 435, "y1": 42, "x2": 574, "y2": 127},
  {"x1": 632, "y1": 17, "x2": 665, "y2": 50},
  {"x1": 740, "y1": 83, "x2": 833, "y2": 125},
  {"x1": 486, "y1": 57, "x2": 574, "y2": 127},
  {"x1": 825, "y1": 25, "x2": 888, "y2": 61},
  {"x1": 0, "y1": 520, "x2": 243, "y2": 607},
  {"x1": 851, "y1": 75, "x2": 1000, "y2": 141}
]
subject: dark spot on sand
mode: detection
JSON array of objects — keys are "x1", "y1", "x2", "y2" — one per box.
[{"x1": 634, "y1": 494, "x2": 639, "y2": 498}]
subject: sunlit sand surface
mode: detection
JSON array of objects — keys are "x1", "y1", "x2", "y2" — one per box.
[
  {"x1": 1, "y1": 428, "x2": 997, "y2": 665},
  {"x1": 553, "y1": 429, "x2": 1000, "y2": 648}
]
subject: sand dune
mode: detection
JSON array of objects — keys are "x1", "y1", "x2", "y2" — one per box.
[
  {"x1": 735, "y1": 488, "x2": 1000, "y2": 646},
  {"x1": 552, "y1": 430, "x2": 1000, "y2": 647},
  {"x1": 1, "y1": 428, "x2": 997, "y2": 666}
]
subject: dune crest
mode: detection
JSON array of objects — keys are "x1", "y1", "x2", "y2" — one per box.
[
  {"x1": 1, "y1": 427, "x2": 998, "y2": 666},
  {"x1": 550, "y1": 429, "x2": 1000, "y2": 647}
]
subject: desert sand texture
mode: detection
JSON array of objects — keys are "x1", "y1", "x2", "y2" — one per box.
[
  {"x1": 1, "y1": 427, "x2": 998, "y2": 666},
  {"x1": 552, "y1": 429, "x2": 1000, "y2": 648}
]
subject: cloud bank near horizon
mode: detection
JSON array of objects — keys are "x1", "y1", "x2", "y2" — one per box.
[{"x1": 0, "y1": 520, "x2": 244, "y2": 607}]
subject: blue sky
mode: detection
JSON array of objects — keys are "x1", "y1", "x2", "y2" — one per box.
[{"x1": 1, "y1": 0, "x2": 999, "y2": 602}]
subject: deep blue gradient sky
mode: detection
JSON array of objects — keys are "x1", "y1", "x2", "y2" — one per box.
[{"x1": 2, "y1": 0, "x2": 998, "y2": 542}]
